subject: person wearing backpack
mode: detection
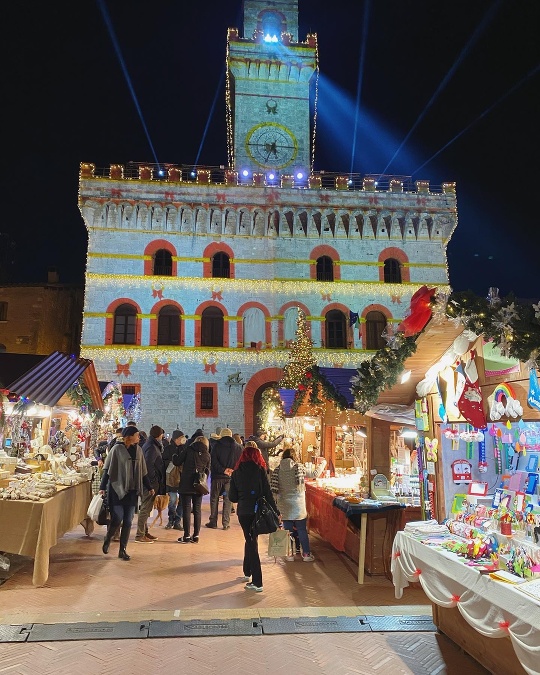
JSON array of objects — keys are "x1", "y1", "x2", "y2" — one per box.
[{"x1": 162, "y1": 430, "x2": 186, "y2": 530}]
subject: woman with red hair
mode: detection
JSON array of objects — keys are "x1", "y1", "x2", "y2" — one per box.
[{"x1": 228, "y1": 443, "x2": 280, "y2": 593}]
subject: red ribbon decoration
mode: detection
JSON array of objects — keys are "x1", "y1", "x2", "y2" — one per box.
[
  {"x1": 211, "y1": 291, "x2": 223, "y2": 301},
  {"x1": 155, "y1": 362, "x2": 170, "y2": 375},
  {"x1": 498, "y1": 621, "x2": 510, "y2": 632},
  {"x1": 451, "y1": 594, "x2": 461, "y2": 602},
  {"x1": 204, "y1": 362, "x2": 217, "y2": 374},
  {"x1": 115, "y1": 362, "x2": 131, "y2": 377},
  {"x1": 152, "y1": 288, "x2": 164, "y2": 299},
  {"x1": 391, "y1": 294, "x2": 402, "y2": 304},
  {"x1": 321, "y1": 292, "x2": 332, "y2": 301},
  {"x1": 319, "y1": 194, "x2": 330, "y2": 203},
  {"x1": 398, "y1": 286, "x2": 436, "y2": 337},
  {"x1": 216, "y1": 192, "x2": 227, "y2": 203}
]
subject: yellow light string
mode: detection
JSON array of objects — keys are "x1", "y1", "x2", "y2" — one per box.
[{"x1": 310, "y1": 34, "x2": 319, "y2": 170}]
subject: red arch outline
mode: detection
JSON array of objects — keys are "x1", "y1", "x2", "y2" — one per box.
[
  {"x1": 378, "y1": 247, "x2": 410, "y2": 282},
  {"x1": 321, "y1": 302, "x2": 351, "y2": 348},
  {"x1": 237, "y1": 301, "x2": 271, "y2": 347},
  {"x1": 202, "y1": 242, "x2": 236, "y2": 279},
  {"x1": 309, "y1": 244, "x2": 341, "y2": 280},
  {"x1": 144, "y1": 239, "x2": 178, "y2": 276},
  {"x1": 243, "y1": 367, "x2": 283, "y2": 437},
  {"x1": 360, "y1": 303, "x2": 393, "y2": 348},
  {"x1": 149, "y1": 300, "x2": 185, "y2": 346},
  {"x1": 105, "y1": 298, "x2": 142, "y2": 345},
  {"x1": 194, "y1": 301, "x2": 229, "y2": 347},
  {"x1": 278, "y1": 301, "x2": 312, "y2": 346}
]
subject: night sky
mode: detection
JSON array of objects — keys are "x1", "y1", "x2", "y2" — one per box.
[{"x1": 4, "y1": 1, "x2": 539, "y2": 299}]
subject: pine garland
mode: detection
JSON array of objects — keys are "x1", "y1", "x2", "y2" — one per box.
[{"x1": 66, "y1": 380, "x2": 95, "y2": 413}]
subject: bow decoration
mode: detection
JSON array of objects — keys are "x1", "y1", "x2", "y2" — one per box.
[
  {"x1": 114, "y1": 358, "x2": 133, "y2": 377},
  {"x1": 154, "y1": 360, "x2": 171, "y2": 375},
  {"x1": 203, "y1": 358, "x2": 218, "y2": 374},
  {"x1": 425, "y1": 437, "x2": 438, "y2": 462},
  {"x1": 152, "y1": 282, "x2": 164, "y2": 299}
]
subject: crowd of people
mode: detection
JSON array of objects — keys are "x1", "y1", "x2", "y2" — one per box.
[{"x1": 95, "y1": 423, "x2": 315, "y2": 591}]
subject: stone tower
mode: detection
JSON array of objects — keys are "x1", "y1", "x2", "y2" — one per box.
[{"x1": 227, "y1": 1, "x2": 316, "y2": 176}]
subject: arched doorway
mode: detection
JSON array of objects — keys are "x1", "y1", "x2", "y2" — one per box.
[{"x1": 243, "y1": 367, "x2": 283, "y2": 436}]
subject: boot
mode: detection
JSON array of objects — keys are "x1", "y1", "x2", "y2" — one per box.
[
  {"x1": 102, "y1": 537, "x2": 111, "y2": 554},
  {"x1": 118, "y1": 547, "x2": 131, "y2": 561}
]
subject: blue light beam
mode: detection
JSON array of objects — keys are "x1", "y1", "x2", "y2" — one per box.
[
  {"x1": 97, "y1": 0, "x2": 161, "y2": 168},
  {"x1": 350, "y1": 0, "x2": 371, "y2": 176},
  {"x1": 411, "y1": 63, "x2": 540, "y2": 177},
  {"x1": 382, "y1": 0, "x2": 503, "y2": 175}
]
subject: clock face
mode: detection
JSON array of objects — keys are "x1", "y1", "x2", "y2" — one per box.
[{"x1": 245, "y1": 123, "x2": 298, "y2": 169}]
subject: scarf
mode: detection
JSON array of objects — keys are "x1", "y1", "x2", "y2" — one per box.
[{"x1": 270, "y1": 458, "x2": 305, "y2": 494}]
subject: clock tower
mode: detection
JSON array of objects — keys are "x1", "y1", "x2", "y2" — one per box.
[{"x1": 226, "y1": 0, "x2": 317, "y2": 177}]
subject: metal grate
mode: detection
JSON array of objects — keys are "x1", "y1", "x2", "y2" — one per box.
[
  {"x1": 27, "y1": 621, "x2": 150, "y2": 642},
  {"x1": 366, "y1": 615, "x2": 436, "y2": 632},
  {"x1": 261, "y1": 615, "x2": 369, "y2": 634},
  {"x1": 149, "y1": 618, "x2": 262, "y2": 637}
]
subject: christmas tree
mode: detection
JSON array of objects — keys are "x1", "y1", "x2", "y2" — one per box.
[{"x1": 279, "y1": 309, "x2": 316, "y2": 388}]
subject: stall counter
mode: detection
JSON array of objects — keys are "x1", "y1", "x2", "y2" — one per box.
[
  {"x1": 0, "y1": 481, "x2": 92, "y2": 586},
  {"x1": 392, "y1": 530, "x2": 540, "y2": 675}
]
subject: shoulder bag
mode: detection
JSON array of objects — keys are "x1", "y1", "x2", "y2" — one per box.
[
  {"x1": 193, "y1": 470, "x2": 209, "y2": 496},
  {"x1": 251, "y1": 472, "x2": 280, "y2": 536}
]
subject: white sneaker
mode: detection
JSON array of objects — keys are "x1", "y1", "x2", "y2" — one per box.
[
  {"x1": 238, "y1": 575, "x2": 250, "y2": 582},
  {"x1": 285, "y1": 555, "x2": 295, "y2": 562},
  {"x1": 302, "y1": 553, "x2": 315, "y2": 562},
  {"x1": 245, "y1": 583, "x2": 263, "y2": 592}
]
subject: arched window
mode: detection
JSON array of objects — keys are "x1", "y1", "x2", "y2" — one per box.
[
  {"x1": 316, "y1": 256, "x2": 334, "y2": 282},
  {"x1": 260, "y1": 11, "x2": 283, "y2": 40},
  {"x1": 243, "y1": 307, "x2": 265, "y2": 348},
  {"x1": 325, "y1": 310, "x2": 347, "y2": 349},
  {"x1": 283, "y1": 306, "x2": 299, "y2": 344},
  {"x1": 153, "y1": 249, "x2": 173, "y2": 276},
  {"x1": 113, "y1": 304, "x2": 137, "y2": 344},
  {"x1": 157, "y1": 306, "x2": 181, "y2": 346},
  {"x1": 201, "y1": 307, "x2": 224, "y2": 347},
  {"x1": 365, "y1": 311, "x2": 387, "y2": 350},
  {"x1": 212, "y1": 252, "x2": 230, "y2": 278},
  {"x1": 383, "y1": 258, "x2": 402, "y2": 283}
]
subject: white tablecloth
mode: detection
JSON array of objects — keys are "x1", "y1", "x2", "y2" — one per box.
[{"x1": 392, "y1": 531, "x2": 540, "y2": 675}]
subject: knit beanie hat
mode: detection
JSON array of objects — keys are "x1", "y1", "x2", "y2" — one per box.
[
  {"x1": 122, "y1": 426, "x2": 139, "y2": 437},
  {"x1": 220, "y1": 428, "x2": 233, "y2": 437},
  {"x1": 171, "y1": 430, "x2": 185, "y2": 441},
  {"x1": 150, "y1": 425, "x2": 164, "y2": 438}
]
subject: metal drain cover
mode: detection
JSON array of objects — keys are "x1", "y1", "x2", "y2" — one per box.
[
  {"x1": 366, "y1": 615, "x2": 436, "y2": 632},
  {"x1": 149, "y1": 618, "x2": 262, "y2": 638},
  {"x1": 0, "y1": 625, "x2": 32, "y2": 642},
  {"x1": 27, "y1": 621, "x2": 150, "y2": 642},
  {"x1": 261, "y1": 616, "x2": 369, "y2": 634}
]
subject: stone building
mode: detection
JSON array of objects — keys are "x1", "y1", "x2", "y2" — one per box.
[
  {"x1": 78, "y1": 0, "x2": 457, "y2": 435},
  {"x1": 0, "y1": 269, "x2": 83, "y2": 356}
]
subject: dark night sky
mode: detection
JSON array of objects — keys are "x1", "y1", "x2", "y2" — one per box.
[{"x1": 4, "y1": 0, "x2": 539, "y2": 298}]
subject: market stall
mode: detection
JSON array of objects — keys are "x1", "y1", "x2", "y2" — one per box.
[
  {"x1": 0, "y1": 481, "x2": 93, "y2": 586},
  {"x1": 392, "y1": 530, "x2": 540, "y2": 675}
]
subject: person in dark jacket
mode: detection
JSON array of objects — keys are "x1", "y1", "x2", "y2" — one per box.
[
  {"x1": 162, "y1": 430, "x2": 186, "y2": 530},
  {"x1": 135, "y1": 425, "x2": 165, "y2": 543},
  {"x1": 228, "y1": 443, "x2": 280, "y2": 592},
  {"x1": 246, "y1": 429, "x2": 284, "y2": 471},
  {"x1": 94, "y1": 439, "x2": 109, "y2": 464},
  {"x1": 186, "y1": 428, "x2": 204, "y2": 447},
  {"x1": 100, "y1": 426, "x2": 152, "y2": 560},
  {"x1": 173, "y1": 436, "x2": 210, "y2": 543},
  {"x1": 205, "y1": 429, "x2": 242, "y2": 530}
]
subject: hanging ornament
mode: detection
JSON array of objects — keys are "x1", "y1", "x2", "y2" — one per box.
[{"x1": 478, "y1": 429, "x2": 487, "y2": 472}]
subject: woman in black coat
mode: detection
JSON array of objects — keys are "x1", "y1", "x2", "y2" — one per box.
[
  {"x1": 173, "y1": 436, "x2": 210, "y2": 543},
  {"x1": 228, "y1": 443, "x2": 280, "y2": 592}
]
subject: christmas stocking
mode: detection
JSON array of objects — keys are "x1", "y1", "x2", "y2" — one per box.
[
  {"x1": 528, "y1": 368, "x2": 540, "y2": 411},
  {"x1": 458, "y1": 380, "x2": 487, "y2": 429}
]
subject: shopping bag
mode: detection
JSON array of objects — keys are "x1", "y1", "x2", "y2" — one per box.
[
  {"x1": 268, "y1": 529, "x2": 290, "y2": 557},
  {"x1": 87, "y1": 493, "x2": 103, "y2": 521},
  {"x1": 166, "y1": 461, "x2": 181, "y2": 488}
]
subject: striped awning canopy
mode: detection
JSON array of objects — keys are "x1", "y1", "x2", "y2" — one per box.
[{"x1": 7, "y1": 351, "x2": 104, "y2": 411}]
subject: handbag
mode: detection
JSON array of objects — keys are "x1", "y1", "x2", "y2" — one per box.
[
  {"x1": 96, "y1": 495, "x2": 110, "y2": 526},
  {"x1": 192, "y1": 471, "x2": 209, "y2": 496},
  {"x1": 251, "y1": 495, "x2": 280, "y2": 535},
  {"x1": 87, "y1": 493, "x2": 103, "y2": 521},
  {"x1": 166, "y1": 460, "x2": 181, "y2": 488},
  {"x1": 268, "y1": 529, "x2": 290, "y2": 557}
]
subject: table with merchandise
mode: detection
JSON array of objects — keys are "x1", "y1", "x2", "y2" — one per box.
[{"x1": 392, "y1": 529, "x2": 540, "y2": 675}]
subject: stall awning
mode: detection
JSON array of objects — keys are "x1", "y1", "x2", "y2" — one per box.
[
  {"x1": 7, "y1": 351, "x2": 104, "y2": 411},
  {"x1": 318, "y1": 367, "x2": 357, "y2": 408}
]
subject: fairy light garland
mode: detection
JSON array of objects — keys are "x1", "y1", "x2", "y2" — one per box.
[
  {"x1": 310, "y1": 33, "x2": 319, "y2": 170},
  {"x1": 225, "y1": 29, "x2": 235, "y2": 168}
]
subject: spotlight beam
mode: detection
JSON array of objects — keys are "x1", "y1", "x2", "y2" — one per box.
[
  {"x1": 350, "y1": 0, "x2": 371, "y2": 175},
  {"x1": 195, "y1": 70, "x2": 225, "y2": 167},
  {"x1": 97, "y1": 0, "x2": 161, "y2": 168},
  {"x1": 382, "y1": 0, "x2": 503, "y2": 175},
  {"x1": 411, "y1": 63, "x2": 540, "y2": 177}
]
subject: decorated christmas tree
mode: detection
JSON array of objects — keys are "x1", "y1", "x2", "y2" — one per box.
[{"x1": 279, "y1": 309, "x2": 316, "y2": 388}]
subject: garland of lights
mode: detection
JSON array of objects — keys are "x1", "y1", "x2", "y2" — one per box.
[{"x1": 257, "y1": 387, "x2": 284, "y2": 430}]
